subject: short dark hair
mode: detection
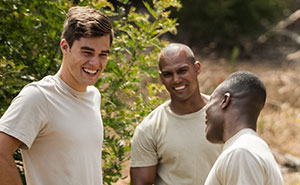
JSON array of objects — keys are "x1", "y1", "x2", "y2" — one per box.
[
  {"x1": 61, "y1": 6, "x2": 113, "y2": 48},
  {"x1": 218, "y1": 71, "x2": 266, "y2": 111}
]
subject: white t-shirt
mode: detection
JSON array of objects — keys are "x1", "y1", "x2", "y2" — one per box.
[
  {"x1": 205, "y1": 128, "x2": 283, "y2": 185},
  {"x1": 130, "y1": 100, "x2": 222, "y2": 185},
  {"x1": 0, "y1": 75, "x2": 104, "y2": 185}
]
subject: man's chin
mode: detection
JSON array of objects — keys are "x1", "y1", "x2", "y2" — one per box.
[
  {"x1": 83, "y1": 77, "x2": 100, "y2": 86},
  {"x1": 172, "y1": 95, "x2": 189, "y2": 102},
  {"x1": 206, "y1": 133, "x2": 220, "y2": 144}
]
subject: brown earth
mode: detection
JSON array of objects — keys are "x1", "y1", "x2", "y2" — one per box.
[{"x1": 113, "y1": 56, "x2": 300, "y2": 185}]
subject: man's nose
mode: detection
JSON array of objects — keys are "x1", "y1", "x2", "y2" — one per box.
[
  {"x1": 90, "y1": 56, "x2": 101, "y2": 66},
  {"x1": 173, "y1": 73, "x2": 181, "y2": 83}
]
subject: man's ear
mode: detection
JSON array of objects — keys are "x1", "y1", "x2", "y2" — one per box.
[
  {"x1": 221, "y1": 92, "x2": 231, "y2": 109},
  {"x1": 194, "y1": 61, "x2": 201, "y2": 73},
  {"x1": 159, "y1": 71, "x2": 164, "y2": 84},
  {"x1": 60, "y1": 39, "x2": 70, "y2": 54}
]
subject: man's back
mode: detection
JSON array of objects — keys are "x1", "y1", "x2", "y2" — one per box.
[{"x1": 205, "y1": 129, "x2": 283, "y2": 185}]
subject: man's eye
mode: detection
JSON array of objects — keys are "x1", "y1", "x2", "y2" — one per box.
[
  {"x1": 162, "y1": 73, "x2": 172, "y2": 77},
  {"x1": 99, "y1": 53, "x2": 108, "y2": 57},
  {"x1": 83, "y1": 51, "x2": 93, "y2": 55}
]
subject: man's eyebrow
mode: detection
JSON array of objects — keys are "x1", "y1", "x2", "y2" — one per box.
[
  {"x1": 80, "y1": 46, "x2": 95, "y2": 51},
  {"x1": 80, "y1": 47, "x2": 110, "y2": 54},
  {"x1": 178, "y1": 65, "x2": 189, "y2": 69},
  {"x1": 160, "y1": 70, "x2": 172, "y2": 74}
]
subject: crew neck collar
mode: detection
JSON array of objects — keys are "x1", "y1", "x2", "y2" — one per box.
[
  {"x1": 54, "y1": 75, "x2": 87, "y2": 98},
  {"x1": 164, "y1": 100, "x2": 206, "y2": 119},
  {"x1": 223, "y1": 128, "x2": 257, "y2": 150}
]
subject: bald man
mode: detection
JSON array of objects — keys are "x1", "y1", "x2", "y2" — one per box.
[
  {"x1": 130, "y1": 43, "x2": 222, "y2": 185},
  {"x1": 204, "y1": 71, "x2": 283, "y2": 185}
]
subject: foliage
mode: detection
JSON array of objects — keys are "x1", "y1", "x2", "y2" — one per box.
[
  {"x1": 96, "y1": 0, "x2": 181, "y2": 183},
  {"x1": 174, "y1": 0, "x2": 289, "y2": 47},
  {"x1": 0, "y1": 0, "x2": 180, "y2": 184},
  {"x1": 0, "y1": 0, "x2": 63, "y2": 116}
]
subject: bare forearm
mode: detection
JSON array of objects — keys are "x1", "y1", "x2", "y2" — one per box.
[
  {"x1": 0, "y1": 155, "x2": 23, "y2": 185},
  {"x1": 130, "y1": 166, "x2": 156, "y2": 185}
]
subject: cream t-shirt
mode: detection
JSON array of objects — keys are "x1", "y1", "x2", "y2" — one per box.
[
  {"x1": 131, "y1": 100, "x2": 222, "y2": 185},
  {"x1": 205, "y1": 128, "x2": 283, "y2": 185},
  {"x1": 0, "y1": 75, "x2": 103, "y2": 185}
]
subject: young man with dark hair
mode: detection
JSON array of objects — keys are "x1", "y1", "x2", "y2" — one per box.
[
  {"x1": 0, "y1": 6, "x2": 113, "y2": 185},
  {"x1": 204, "y1": 71, "x2": 283, "y2": 185}
]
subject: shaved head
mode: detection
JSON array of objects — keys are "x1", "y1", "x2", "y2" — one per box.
[{"x1": 159, "y1": 43, "x2": 195, "y2": 70}]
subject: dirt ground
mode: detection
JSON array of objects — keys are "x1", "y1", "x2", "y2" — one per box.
[{"x1": 113, "y1": 56, "x2": 300, "y2": 185}]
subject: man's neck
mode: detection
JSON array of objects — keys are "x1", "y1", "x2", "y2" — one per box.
[
  {"x1": 223, "y1": 117, "x2": 257, "y2": 143},
  {"x1": 169, "y1": 94, "x2": 206, "y2": 115}
]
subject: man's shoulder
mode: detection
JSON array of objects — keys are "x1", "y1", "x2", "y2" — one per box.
[
  {"x1": 86, "y1": 85, "x2": 101, "y2": 98},
  {"x1": 224, "y1": 130, "x2": 271, "y2": 159},
  {"x1": 145, "y1": 100, "x2": 170, "y2": 118},
  {"x1": 25, "y1": 75, "x2": 57, "y2": 90},
  {"x1": 19, "y1": 80, "x2": 49, "y2": 100},
  {"x1": 137, "y1": 100, "x2": 170, "y2": 128},
  {"x1": 87, "y1": 84, "x2": 99, "y2": 92}
]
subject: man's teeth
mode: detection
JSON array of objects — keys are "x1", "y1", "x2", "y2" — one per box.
[
  {"x1": 174, "y1": 85, "x2": 185, "y2": 90},
  {"x1": 83, "y1": 68, "x2": 97, "y2": 74}
]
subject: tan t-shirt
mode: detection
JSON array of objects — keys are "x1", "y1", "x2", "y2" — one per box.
[
  {"x1": 0, "y1": 75, "x2": 103, "y2": 185},
  {"x1": 130, "y1": 100, "x2": 222, "y2": 185},
  {"x1": 204, "y1": 129, "x2": 284, "y2": 185}
]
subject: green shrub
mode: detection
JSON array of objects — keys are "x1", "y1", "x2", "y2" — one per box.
[{"x1": 0, "y1": 0, "x2": 181, "y2": 184}]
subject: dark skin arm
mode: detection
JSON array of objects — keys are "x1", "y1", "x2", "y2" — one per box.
[
  {"x1": 0, "y1": 132, "x2": 23, "y2": 185},
  {"x1": 130, "y1": 165, "x2": 157, "y2": 185}
]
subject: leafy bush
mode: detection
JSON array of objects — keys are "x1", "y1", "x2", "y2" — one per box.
[
  {"x1": 0, "y1": 0, "x2": 63, "y2": 116},
  {"x1": 0, "y1": 0, "x2": 180, "y2": 184},
  {"x1": 98, "y1": 0, "x2": 180, "y2": 183}
]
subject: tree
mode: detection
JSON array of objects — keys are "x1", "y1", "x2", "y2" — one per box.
[
  {"x1": 173, "y1": 0, "x2": 289, "y2": 52},
  {"x1": 0, "y1": 0, "x2": 180, "y2": 184}
]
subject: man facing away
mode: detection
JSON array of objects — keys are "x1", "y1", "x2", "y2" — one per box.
[
  {"x1": 204, "y1": 71, "x2": 284, "y2": 185},
  {"x1": 0, "y1": 6, "x2": 113, "y2": 185},
  {"x1": 130, "y1": 43, "x2": 222, "y2": 185}
]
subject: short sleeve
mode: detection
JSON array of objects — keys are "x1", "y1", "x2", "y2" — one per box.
[
  {"x1": 130, "y1": 122, "x2": 158, "y2": 167},
  {"x1": 219, "y1": 148, "x2": 265, "y2": 185},
  {"x1": 0, "y1": 84, "x2": 48, "y2": 149}
]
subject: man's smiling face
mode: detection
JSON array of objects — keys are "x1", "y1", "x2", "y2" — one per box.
[
  {"x1": 159, "y1": 50, "x2": 200, "y2": 103},
  {"x1": 60, "y1": 35, "x2": 110, "y2": 91}
]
